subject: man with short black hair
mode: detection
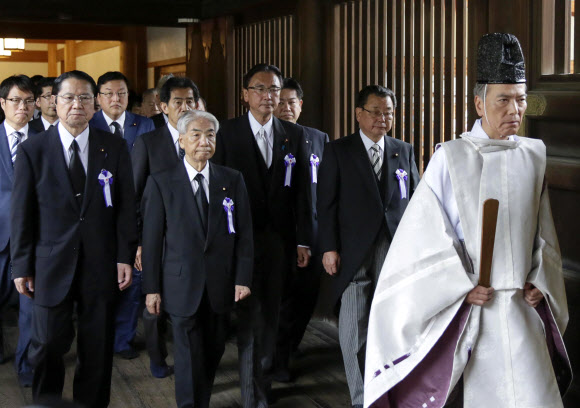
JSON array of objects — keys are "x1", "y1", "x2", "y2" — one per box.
[
  {"x1": 11, "y1": 70, "x2": 137, "y2": 407},
  {"x1": 317, "y1": 84, "x2": 419, "y2": 408},
  {"x1": 0, "y1": 75, "x2": 39, "y2": 386},
  {"x1": 29, "y1": 77, "x2": 58, "y2": 133},
  {"x1": 150, "y1": 74, "x2": 175, "y2": 128},
  {"x1": 132, "y1": 75, "x2": 200, "y2": 378}
]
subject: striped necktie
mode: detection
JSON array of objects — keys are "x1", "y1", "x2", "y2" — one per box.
[
  {"x1": 371, "y1": 143, "x2": 382, "y2": 179},
  {"x1": 10, "y1": 131, "x2": 23, "y2": 164}
]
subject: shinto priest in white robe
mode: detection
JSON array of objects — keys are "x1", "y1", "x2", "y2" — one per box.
[{"x1": 364, "y1": 119, "x2": 572, "y2": 408}]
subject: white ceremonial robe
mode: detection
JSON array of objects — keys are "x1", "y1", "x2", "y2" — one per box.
[{"x1": 364, "y1": 121, "x2": 572, "y2": 408}]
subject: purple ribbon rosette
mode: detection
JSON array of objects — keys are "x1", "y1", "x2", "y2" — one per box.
[
  {"x1": 310, "y1": 154, "x2": 320, "y2": 184},
  {"x1": 222, "y1": 197, "x2": 236, "y2": 234},
  {"x1": 98, "y1": 169, "x2": 114, "y2": 207},
  {"x1": 395, "y1": 169, "x2": 408, "y2": 199},
  {"x1": 283, "y1": 153, "x2": 296, "y2": 187}
]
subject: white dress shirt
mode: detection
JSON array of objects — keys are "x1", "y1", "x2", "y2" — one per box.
[
  {"x1": 184, "y1": 159, "x2": 210, "y2": 202},
  {"x1": 5, "y1": 122, "x2": 30, "y2": 146},
  {"x1": 103, "y1": 111, "x2": 126, "y2": 136},
  {"x1": 167, "y1": 122, "x2": 181, "y2": 156},
  {"x1": 248, "y1": 111, "x2": 274, "y2": 160},
  {"x1": 41, "y1": 116, "x2": 59, "y2": 131},
  {"x1": 359, "y1": 129, "x2": 384, "y2": 163},
  {"x1": 58, "y1": 123, "x2": 89, "y2": 172}
]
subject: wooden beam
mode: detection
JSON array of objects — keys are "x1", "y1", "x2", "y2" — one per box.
[
  {"x1": 64, "y1": 40, "x2": 76, "y2": 71},
  {"x1": 0, "y1": 50, "x2": 47, "y2": 62},
  {"x1": 26, "y1": 39, "x2": 66, "y2": 44},
  {"x1": 0, "y1": 22, "x2": 126, "y2": 41},
  {"x1": 48, "y1": 44, "x2": 57, "y2": 76},
  {"x1": 147, "y1": 57, "x2": 187, "y2": 68},
  {"x1": 57, "y1": 47, "x2": 64, "y2": 62},
  {"x1": 75, "y1": 41, "x2": 121, "y2": 57}
]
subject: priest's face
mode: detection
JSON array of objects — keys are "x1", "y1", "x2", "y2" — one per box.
[
  {"x1": 355, "y1": 94, "x2": 394, "y2": 142},
  {"x1": 475, "y1": 83, "x2": 527, "y2": 139}
]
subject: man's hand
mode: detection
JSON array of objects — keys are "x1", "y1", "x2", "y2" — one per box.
[
  {"x1": 14, "y1": 277, "x2": 34, "y2": 299},
  {"x1": 146, "y1": 293, "x2": 162, "y2": 315},
  {"x1": 134, "y1": 246, "x2": 143, "y2": 271},
  {"x1": 235, "y1": 285, "x2": 251, "y2": 302},
  {"x1": 322, "y1": 251, "x2": 340, "y2": 276},
  {"x1": 297, "y1": 246, "x2": 311, "y2": 268},
  {"x1": 524, "y1": 283, "x2": 544, "y2": 308},
  {"x1": 465, "y1": 285, "x2": 494, "y2": 306},
  {"x1": 117, "y1": 263, "x2": 133, "y2": 291}
]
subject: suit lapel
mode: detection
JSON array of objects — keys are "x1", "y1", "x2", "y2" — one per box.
[
  {"x1": 48, "y1": 127, "x2": 80, "y2": 212},
  {"x1": 351, "y1": 133, "x2": 382, "y2": 205},
  {"x1": 81, "y1": 129, "x2": 107, "y2": 215},
  {"x1": 270, "y1": 117, "x2": 288, "y2": 190},
  {"x1": 206, "y1": 163, "x2": 228, "y2": 248},
  {"x1": 0, "y1": 126, "x2": 13, "y2": 182},
  {"x1": 383, "y1": 136, "x2": 401, "y2": 207},
  {"x1": 161, "y1": 125, "x2": 180, "y2": 163},
  {"x1": 173, "y1": 163, "x2": 206, "y2": 244}
]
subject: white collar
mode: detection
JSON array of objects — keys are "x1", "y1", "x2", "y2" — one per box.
[
  {"x1": 167, "y1": 122, "x2": 180, "y2": 145},
  {"x1": 4, "y1": 121, "x2": 29, "y2": 137},
  {"x1": 41, "y1": 116, "x2": 58, "y2": 130},
  {"x1": 103, "y1": 111, "x2": 126, "y2": 129},
  {"x1": 58, "y1": 122, "x2": 90, "y2": 153},
  {"x1": 183, "y1": 158, "x2": 210, "y2": 184},
  {"x1": 248, "y1": 111, "x2": 273, "y2": 137},
  {"x1": 359, "y1": 129, "x2": 385, "y2": 151},
  {"x1": 472, "y1": 118, "x2": 517, "y2": 141}
]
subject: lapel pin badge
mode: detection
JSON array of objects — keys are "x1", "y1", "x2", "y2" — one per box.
[
  {"x1": 223, "y1": 187, "x2": 226, "y2": 191},
  {"x1": 394, "y1": 153, "x2": 399, "y2": 157}
]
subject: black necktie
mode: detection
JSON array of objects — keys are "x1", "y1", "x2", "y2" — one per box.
[
  {"x1": 69, "y1": 139, "x2": 86, "y2": 203},
  {"x1": 194, "y1": 173, "x2": 209, "y2": 234},
  {"x1": 112, "y1": 121, "x2": 123, "y2": 138},
  {"x1": 179, "y1": 147, "x2": 185, "y2": 159}
]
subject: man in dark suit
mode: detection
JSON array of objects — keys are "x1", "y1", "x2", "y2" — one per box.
[
  {"x1": 142, "y1": 110, "x2": 253, "y2": 408},
  {"x1": 132, "y1": 76, "x2": 200, "y2": 378},
  {"x1": 10, "y1": 70, "x2": 137, "y2": 407},
  {"x1": 0, "y1": 75, "x2": 39, "y2": 386},
  {"x1": 317, "y1": 85, "x2": 419, "y2": 408},
  {"x1": 89, "y1": 71, "x2": 154, "y2": 359},
  {"x1": 90, "y1": 71, "x2": 154, "y2": 153},
  {"x1": 29, "y1": 77, "x2": 58, "y2": 133},
  {"x1": 273, "y1": 77, "x2": 329, "y2": 381},
  {"x1": 150, "y1": 74, "x2": 174, "y2": 129},
  {"x1": 212, "y1": 64, "x2": 311, "y2": 407}
]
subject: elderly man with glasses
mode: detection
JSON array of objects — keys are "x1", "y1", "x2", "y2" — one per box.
[{"x1": 10, "y1": 70, "x2": 137, "y2": 408}]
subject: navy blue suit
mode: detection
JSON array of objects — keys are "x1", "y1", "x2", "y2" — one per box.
[
  {"x1": 90, "y1": 109, "x2": 154, "y2": 354},
  {"x1": 89, "y1": 110, "x2": 154, "y2": 153},
  {"x1": 0, "y1": 123, "x2": 39, "y2": 384}
]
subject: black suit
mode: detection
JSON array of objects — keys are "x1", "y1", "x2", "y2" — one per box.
[
  {"x1": 150, "y1": 112, "x2": 167, "y2": 129},
  {"x1": 131, "y1": 124, "x2": 180, "y2": 371},
  {"x1": 212, "y1": 112, "x2": 311, "y2": 406},
  {"x1": 28, "y1": 117, "x2": 46, "y2": 133},
  {"x1": 10, "y1": 125, "x2": 137, "y2": 407},
  {"x1": 142, "y1": 162, "x2": 253, "y2": 408},
  {"x1": 316, "y1": 131, "x2": 419, "y2": 405},
  {"x1": 276, "y1": 125, "x2": 328, "y2": 373}
]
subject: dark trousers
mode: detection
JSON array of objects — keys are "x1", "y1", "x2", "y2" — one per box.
[
  {"x1": 237, "y1": 228, "x2": 289, "y2": 407},
  {"x1": 276, "y1": 253, "x2": 323, "y2": 370},
  {"x1": 113, "y1": 267, "x2": 142, "y2": 353},
  {"x1": 29, "y1": 263, "x2": 116, "y2": 408},
  {"x1": 171, "y1": 292, "x2": 229, "y2": 408},
  {"x1": 0, "y1": 245, "x2": 12, "y2": 363},
  {"x1": 143, "y1": 307, "x2": 169, "y2": 367},
  {"x1": 15, "y1": 293, "x2": 33, "y2": 377}
]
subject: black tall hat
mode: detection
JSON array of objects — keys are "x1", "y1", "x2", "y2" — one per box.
[{"x1": 477, "y1": 33, "x2": 526, "y2": 84}]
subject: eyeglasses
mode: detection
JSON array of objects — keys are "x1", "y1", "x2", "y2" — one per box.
[
  {"x1": 247, "y1": 86, "x2": 281, "y2": 96},
  {"x1": 56, "y1": 94, "x2": 95, "y2": 105},
  {"x1": 362, "y1": 107, "x2": 394, "y2": 119},
  {"x1": 3, "y1": 98, "x2": 36, "y2": 107},
  {"x1": 39, "y1": 94, "x2": 52, "y2": 100},
  {"x1": 99, "y1": 91, "x2": 128, "y2": 99}
]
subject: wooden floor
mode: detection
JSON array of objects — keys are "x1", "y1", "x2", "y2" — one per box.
[{"x1": 0, "y1": 309, "x2": 352, "y2": 408}]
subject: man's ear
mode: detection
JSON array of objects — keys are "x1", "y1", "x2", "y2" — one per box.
[
  {"x1": 160, "y1": 102, "x2": 169, "y2": 115},
  {"x1": 474, "y1": 95, "x2": 485, "y2": 117}
]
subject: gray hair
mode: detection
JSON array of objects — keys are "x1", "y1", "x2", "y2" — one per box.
[
  {"x1": 177, "y1": 110, "x2": 220, "y2": 135},
  {"x1": 474, "y1": 83, "x2": 487, "y2": 99}
]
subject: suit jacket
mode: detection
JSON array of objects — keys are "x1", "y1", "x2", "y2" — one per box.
[
  {"x1": 212, "y1": 113, "x2": 311, "y2": 247},
  {"x1": 89, "y1": 110, "x2": 154, "y2": 153},
  {"x1": 0, "y1": 124, "x2": 39, "y2": 251},
  {"x1": 150, "y1": 112, "x2": 167, "y2": 129},
  {"x1": 300, "y1": 125, "x2": 329, "y2": 255},
  {"x1": 10, "y1": 126, "x2": 138, "y2": 307},
  {"x1": 131, "y1": 124, "x2": 181, "y2": 243},
  {"x1": 28, "y1": 117, "x2": 46, "y2": 134},
  {"x1": 317, "y1": 132, "x2": 420, "y2": 304},
  {"x1": 141, "y1": 162, "x2": 253, "y2": 317}
]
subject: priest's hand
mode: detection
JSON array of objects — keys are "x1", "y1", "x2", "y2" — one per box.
[
  {"x1": 323, "y1": 251, "x2": 341, "y2": 276},
  {"x1": 235, "y1": 285, "x2": 251, "y2": 302},
  {"x1": 146, "y1": 293, "x2": 162, "y2": 315},
  {"x1": 14, "y1": 277, "x2": 34, "y2": 299},
  {"x1": 524, "y1": 283, "x2": 543, "y2": 308},
  {"x1": 465, "y1": 285, "x2": 494, "y2": 306}
]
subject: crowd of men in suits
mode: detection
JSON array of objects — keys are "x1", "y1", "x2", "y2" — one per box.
[{"x1": 0, "y1": 64, "x2": 418, "y2": 408}]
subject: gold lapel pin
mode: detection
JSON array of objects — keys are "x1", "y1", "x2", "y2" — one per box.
[
  {"x1": 100, "y1": 148, "x2": 105, "y2": 152},
  {"x1": 222, "y1": 187, "x2": 226, "y2": 191},
  {"x1": 394, "y1": 153, "x2": 399, "y2": 157},
  {"x1": 133, "y1": 123, "x2": 137, "y2": 126}
]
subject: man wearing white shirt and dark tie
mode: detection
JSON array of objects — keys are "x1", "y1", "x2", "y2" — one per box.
[
  {"x1": 29, "y1": 77, "x2": 58, "y2": 133},
  {"x1": 131, "y1": 75, "x2": 200, "y2": 378},
  {"x1": 0, "y1": 75, "x2": 40, "y2": 386}
]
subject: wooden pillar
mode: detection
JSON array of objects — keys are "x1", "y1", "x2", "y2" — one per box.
[
  {"x1": 47, "y1": 44, "x2": 58, "y2": 77},
  {"x1": 64, "y1": 40, "x2": 76, "y2": 72},
  {"x1": 120, "y1": 26, "x2": 148, "y2": 93}
]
